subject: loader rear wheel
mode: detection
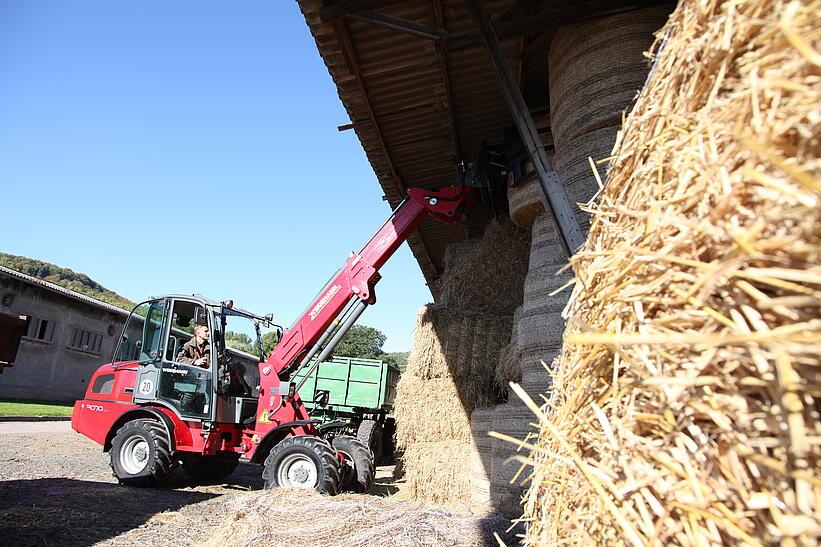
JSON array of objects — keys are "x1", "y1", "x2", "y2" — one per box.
[
  {"x1": 262, "y1": 436, "x2": 340, "y2": 494},
  {"x1": 182, "y1": 456, "x2": 239, "y2": 482},
  {"x1": 333, "y1": 435, "x2": 374, "y2": 493},
  {"x1": 356, "y1": 419, "x2": 384, "y2": 464},
  {"x1": 110, "y1": 418, "x2": 175, "y2": 487}
]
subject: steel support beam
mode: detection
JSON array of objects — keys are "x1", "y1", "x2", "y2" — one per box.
[{"x1": 464, "y1": 0, "x2": 584, "y2": 258}]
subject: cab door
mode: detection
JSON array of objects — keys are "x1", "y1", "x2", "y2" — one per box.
[
  {"x1": 132, "y1": 299, "x2": 169, "y2": 406},
  {"x1": 152, "y1": 298, "x2": 214, "y2": 420}
]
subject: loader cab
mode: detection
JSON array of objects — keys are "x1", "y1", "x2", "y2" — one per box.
[{"x1": 114, "y1": 295, "x2": 278, "y2": 424}]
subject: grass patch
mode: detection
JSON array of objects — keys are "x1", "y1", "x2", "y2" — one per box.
[{"x1": 0, "y1": 399, "x2": 73, "y2": 417}]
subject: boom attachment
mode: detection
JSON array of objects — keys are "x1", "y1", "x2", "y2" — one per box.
[{"x1": 260, "y1": 184, "x2": 476, "y2": 403}]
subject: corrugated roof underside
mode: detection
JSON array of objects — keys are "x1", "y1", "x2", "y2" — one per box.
[{"x1": 299, "y1": 0, "x2": 522, "y2": 289}]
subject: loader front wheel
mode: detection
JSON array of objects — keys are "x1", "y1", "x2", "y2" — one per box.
[
  {"x1": 110, "y1": 418, "x2": 175, "y2": 487},
  {"x1": 333, "y1": 435, "x2": 374, "y2": 492},
  {"x1": 262, "y1": 436, "x2": 340, "y2": 494}
]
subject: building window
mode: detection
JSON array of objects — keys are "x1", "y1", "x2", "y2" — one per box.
[
  {"x1": 26, "y1": 318, "x2": 56, "y2": 342},
  {"x1": 69, "y1": 328, "x2": 103, "y2": 354}
]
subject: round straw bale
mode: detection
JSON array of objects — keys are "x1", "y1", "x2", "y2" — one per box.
[
  {"x1": 508, "y1": 175, "x2": 544, "y2": 229},
  {"x1": 489, "y1": 400, "x2": 536, "y2": 517},
  {"x1": 438, "y1": 219, "x2": 530, "y2": 314},
  {"x1": 470, "y1": 408, "x2": 494, "y2": 507},
  {"x1": 521, "y1": 268, "x2": 573, "y2": 315},
  {"x1": 552, "y1": 126, "x2": 621, "y2": 232},
  {"x1": 529, "y1": 212, "x2": 570, "y2": 272},
  {"x1": 520, "y1": 369, "x2": 553, "y2": 401},
  {"x1": 548, "y1": 5, "x2": 669, "y2": 146},
  {"x1": 517, "y1": 309, "x2": 566, "y2": 354}
]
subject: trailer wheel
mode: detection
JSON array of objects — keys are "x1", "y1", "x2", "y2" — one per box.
[
  {"x1": 262, "y1": 436, "x2": 340, "y2": 494},
  {"x1": 356, "y1": 419, "x2": 383, "y2": 464},
  {"x1": 333, "y1": 435, "x2": 374, "y2": 492},
  {"x1": 182, "y1": 456, "x2": 238, "y2": 482},
  {"x1": 110, "y1": 418, "x2": 175, "y2": 487}
]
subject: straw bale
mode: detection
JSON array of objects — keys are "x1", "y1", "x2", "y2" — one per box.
[
  {"x1": 400, "y1": 441, "x2": 474, "y2": 508},
  {"x1": 438, "y1": 219, "x2": 530, "y2": 314},
  {"x1": 394, "y1": 376, "x2": 498, "y2": 448},
  {"x1": 470, "y1": 408, "x2": 495, "y2": 506},
  {"x1": 528, "y1": 212, "x2": 570, "y2": 273},
  {"x1": 202, "y1": 487, "x2": 516, "y2": 547},
  {"x1": 508, "y1": 175, "x2": 544, "y2": 229},
  {"x1": 404, "y1": 306, "x2": 478, "y2": 379},
  {"x1": 517, "y1": 308, "x2": 565, "y2": 354},
  {"x1": 516, "y1": 2, "x2": 821, "y2": 545},
  {"x1": 549, "y1": 6, "x2": 670, "y2": 146},
  {"x1": 495, "y1": 342, "x2": 522, "y2": 387},
  {"x1": 490, "y1": 401, "x2": 540, "y2": 517}
]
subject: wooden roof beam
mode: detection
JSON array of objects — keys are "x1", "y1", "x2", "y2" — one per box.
[
  {"x1": 346, "y1": 9, "x2": 448, "y2": 40},
  {"x1": 331, "y1": 17, "x2": 441, "y2": 278},
  {"x1": 449, "y1": 0, "x2": 674, "y2": 50}
]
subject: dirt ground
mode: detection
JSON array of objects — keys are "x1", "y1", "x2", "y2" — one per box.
[{"x1": 0, "y1": 424, "x2": 519, "y2": 546}]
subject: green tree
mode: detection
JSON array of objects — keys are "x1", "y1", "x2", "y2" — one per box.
[
  {"x1": 0, "y1": 252, "x2": 134, "y2": 310},
  {"x1": 334, "y1": 325, "x2": 391, "y2": 360},
  {"x1": 261, "y1": 331, "x2": 280, "y2": 357},
  {"x1": 224, "y1": 331, "x2": 255, "y2": 355},
  {"x1": 383, "y1": 351, "x2": 409, "y2": 372}
]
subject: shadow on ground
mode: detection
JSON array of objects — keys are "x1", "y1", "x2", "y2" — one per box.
[{"x1": 0, "y1": 478, "x2": 217, "y2": 546}]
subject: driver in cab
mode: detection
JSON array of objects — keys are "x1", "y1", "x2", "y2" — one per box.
[{"x1": 177, "y1": 324, "x2": 210, "y2": 368}]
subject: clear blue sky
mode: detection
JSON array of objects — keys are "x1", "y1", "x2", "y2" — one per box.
[{"x1": 0, "y1": 1, "x2": 432, "y2": 352}]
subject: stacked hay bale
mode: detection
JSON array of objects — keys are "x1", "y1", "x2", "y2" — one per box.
[
  {"x1": 393, "y1": 219, "x2": 529, "y2": 509},
  {"x1": 484, "y1": 4, "x2": 671, "y2": 520},
  {"x1": 549, "y1": 5, "x2": 672, "y2": 232},
  {"x1": 518, "y1": 1, "x2": 820, "y2": 544}
]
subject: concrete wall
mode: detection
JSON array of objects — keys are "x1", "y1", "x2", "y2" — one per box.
[{"x1": 0, "y1": 275, "x2": 127, "y2": 402}]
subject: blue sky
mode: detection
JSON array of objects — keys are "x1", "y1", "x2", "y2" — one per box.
[{"x1": 0, "y1": 1, "x2": 431, "y2": 352}]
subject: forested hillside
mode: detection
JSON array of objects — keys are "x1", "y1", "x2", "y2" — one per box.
[{"x1": 0, "y1": 252, "x2": 134, "y2": 310}]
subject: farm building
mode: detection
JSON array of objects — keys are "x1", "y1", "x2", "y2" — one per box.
[
  {"x1": 0, "y1": 265, "x2": 129, "y2": 401},
  {"x1": 297, "y1": 0, "x2": 676, "y2": 516},
  {"x1": 297, "y1": 0, "x2": 819, "y2": 543}
]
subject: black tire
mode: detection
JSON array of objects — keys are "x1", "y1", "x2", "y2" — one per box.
[
  {"x1": 333, "y1": 435, "x2": 374, "y2": 493},
  {"x1": 356, "y1": 419, "x2": 384, "y2": 464},
  {"x1": 110, "y1": 418, "x2": 175, "y2": 487},
  {"x1": 182, "y1": 456, "x2": 238, "y2": 481},
  {"x1": 262, "y1": 436, "x2": 340, "y2": 494}
]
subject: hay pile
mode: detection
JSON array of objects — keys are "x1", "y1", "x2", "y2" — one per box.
[
  {"x1": 201, "y1": 488, "x2": 517, "y2": 547},
  {"x1": 394, "y1": 220, "x2": 527, "y2": 508},
  {"x1": 508, "y1": 1, "x2": 821, "y2": 544},
  {"x1": 394, "y1": 305, "x2": 511, "y2": 507}
]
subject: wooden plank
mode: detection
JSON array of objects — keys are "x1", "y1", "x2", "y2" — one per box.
[{"x1": 464, "y1": 0, "x2": 584, "y2": 258}]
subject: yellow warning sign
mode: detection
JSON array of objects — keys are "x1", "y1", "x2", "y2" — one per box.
[{"x1": 257, "y1": 409, "x2": 271, "y2": 424}]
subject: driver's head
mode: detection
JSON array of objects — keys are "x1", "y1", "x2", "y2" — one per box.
[{"x1": 194, "y1": 324, "x2": 209, "y2": 342}]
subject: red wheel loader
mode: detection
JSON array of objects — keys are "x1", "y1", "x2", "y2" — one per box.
[{"x1": 72, "y1": 181, "x2": 492, "y2": 494}]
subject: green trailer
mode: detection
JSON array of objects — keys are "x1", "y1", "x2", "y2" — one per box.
[{"x1": 294, "y1": 356, "x2": 400, "y2": 462}]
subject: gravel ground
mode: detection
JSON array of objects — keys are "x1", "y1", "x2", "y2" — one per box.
[{"x1": 0, "y1": 426, "x2": 519, "y2": 546}]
